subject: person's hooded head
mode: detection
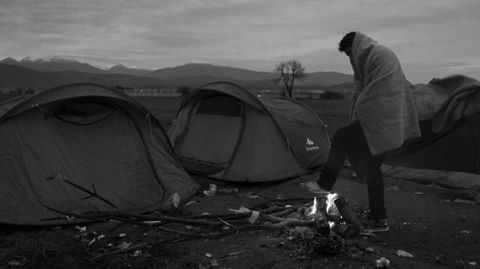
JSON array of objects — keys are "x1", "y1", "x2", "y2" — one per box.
[{"x1": 338, "y1": 31, "x2": 394, "y2": 84}]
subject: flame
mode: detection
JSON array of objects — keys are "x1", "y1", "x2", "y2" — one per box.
[
  {"x1": 326, "y1": 192, "x2": 340, "y2": 216},
  {"x1": 308, "y1": 197, "x2": 318, "y2": 215}
]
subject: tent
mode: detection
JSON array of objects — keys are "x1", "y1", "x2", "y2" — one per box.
[
  {"x1": 0, "y1": 83, "x2": 199, "y2": 225},
  {"x1": 168, "y1": 81, "x2": 330, "y2": 182},
  {"x1": 383, "y1": 75, "x2": 480, "y2": 192}
]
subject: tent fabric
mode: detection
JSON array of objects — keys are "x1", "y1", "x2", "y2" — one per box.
[
  {"x1": 349, "y1": 32, "x2": 421, "y2": 155},
  {"x1": 382, "y1": 75, "x2": 480, "y2": 191},
  {"x1": 0, "y1": 83, "x2": 199, "y2": 225},
  {"x1": 169, "y1": 81, "x2": 330, "y2": 182}
]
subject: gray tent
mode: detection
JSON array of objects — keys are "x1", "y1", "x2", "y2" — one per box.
[
  {"x1": 383, "y1": 75, "x2": 480, "y2": 192},
  {"x1": 0, "y1": 83, "x2": 199, "y2": 225},
  {"x1": 168, "y1": 81, "x2": 330, "y2": 182}
]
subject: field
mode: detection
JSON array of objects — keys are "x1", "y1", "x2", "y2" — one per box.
[{"x1": 0, "y1": 97, "x2": 479, "y2": 269}]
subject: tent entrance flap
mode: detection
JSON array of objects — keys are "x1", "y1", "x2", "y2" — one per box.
[{"x1": 175, "y1": 96, "x2": 242, "y2": 175}]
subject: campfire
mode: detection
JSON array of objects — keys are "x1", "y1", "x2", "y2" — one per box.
[{"x1": 300, "y1": 193, "x2": 361, "y2": 237}]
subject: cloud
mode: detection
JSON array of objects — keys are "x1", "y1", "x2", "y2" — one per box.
[{"x1": 0, "y1": 0, "x2": 479, "y2": 82}]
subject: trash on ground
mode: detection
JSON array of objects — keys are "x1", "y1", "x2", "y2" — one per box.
[
  {"x1": 8, "y1": 260, "x2": 21, "y2": 266},
  {"x1": 118, "y1": 241, "x2": 132, "y2": 250},
  {"x1": 75, "y1": 225, "x2": 87, "y2": 233},
  {"x1": 375, "y1": 257, "x2": 390, "y2": 267},
  {"x1": 395, "y1": 249, "x2": 414, "y2": 258},
  {"x1": 229, "y1": 206, "x2": 251, "y2": 214},
  {"x1": 203, "y1": 184, "x2": 217, "y2": 196}
]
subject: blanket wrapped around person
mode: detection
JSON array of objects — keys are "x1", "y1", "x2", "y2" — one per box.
[{"x1": 349, "y1": 32, "x2": 421, "y2": 156}]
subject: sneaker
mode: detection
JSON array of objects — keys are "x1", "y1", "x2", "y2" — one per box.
[
  {"x1": 300, "y1": 181, "x2": 331, "y2": 194},
  {"x1": 362, "y1": 217, "x2": 389, "y2": 233}
]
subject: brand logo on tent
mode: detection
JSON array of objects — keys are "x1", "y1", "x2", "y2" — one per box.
[{"x1": 305, "y1": 138, "x2": 319, "y2": 151}]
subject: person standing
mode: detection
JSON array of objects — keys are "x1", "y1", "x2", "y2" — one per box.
[{"x1": 304, "y1": 31, "x2": 421, "y2": 232}]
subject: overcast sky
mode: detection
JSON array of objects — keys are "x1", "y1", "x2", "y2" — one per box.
[{"x1": 1, "y1": 0, "x2": 479, "y2": 83}]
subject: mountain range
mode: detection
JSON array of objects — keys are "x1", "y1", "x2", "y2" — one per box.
[{"x1": 0, "y1": 57, "x2": 353, "y2": 91}]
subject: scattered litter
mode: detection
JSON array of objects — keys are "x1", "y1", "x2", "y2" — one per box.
[
  {"x1": 460, "y1": 230, "x2": 471, "y2": 234},
  {"x1": 203, "y1": 184, "x2": 217, "y2": 196},
  {"x1": 248, "y1": 210, "x2": 260, "y2": 224},
  {"x1": 118, "y1": 241, "x2": 132, "y2": 250},
  {"x1": 200, "y1": 212, "x2": 212, "y2": 215},
  {"x1": 74, "y1": 225, "x2": 87, "y2": 233},
  {"x1": 229, "y1": 206, "x2": 251, "y2": 214},
  {"x1": 133, "y1": 250, "x2": 142, "y2": 257},
  {"x1": 454, "y1": 199, "x2": 476, "y2": 204},
  {"x1": 170, "y1": 193, "x2": 181, "y2": 208},
  {"x1": 375, "y1": 257, "x2": 390, "y2": 267},
  {"x1": 88, "y1": 238, "x2": 96, "y2": 246},
  {"x1": 185, "y1": 225, "x2": 193, "y2": 230},
  {"x1": 246, "y1": 194, "x2": 260, "y2": 199},
  {"x1": 205, "y1": 253, "x2": 213, "y2": 258},
  {"x1": 118, "y1": 233, "x2": 127, "y2": 238},
  {"x1": 469, "y1": 261, "x2": 477, "y2": 266},
  {"x1": 395, "y1": 249, "x2": 414, "y2": 258},
  {"x1": 97, "y1": 234, "x2": 105, "y2": 240},
  {"x1": 365, "y1": 247, "x2": 375, "y2": 253},
  {"x1": 415, "y1": 192, "x2": 424, "y2": 195},
  {"x1": 8, "y1": 260, "x2": 21, "y2": 266}
]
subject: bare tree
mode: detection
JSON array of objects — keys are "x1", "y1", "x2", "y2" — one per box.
[{"x1": 273, "y1": 59, "x2": 306, "y2": 98}]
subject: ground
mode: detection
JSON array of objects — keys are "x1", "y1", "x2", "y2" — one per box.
[
  {"x1": 1, "y1": 97, "x2": 479, "y2": 268},
  {"x1": 1, "y1": 171, "x2": 479, "y2": 269}
]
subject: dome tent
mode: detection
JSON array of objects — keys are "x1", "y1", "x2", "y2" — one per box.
[
  {"x1": 0, "y1": 83, "x2": 199, "y2": 225},
  {"x1": 168, "y1": 81, "x2": 330, "y2": 182}
]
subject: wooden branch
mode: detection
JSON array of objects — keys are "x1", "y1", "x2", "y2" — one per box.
[{"x1": 46, "y1": 175, "x2": 118, "y2": 209}]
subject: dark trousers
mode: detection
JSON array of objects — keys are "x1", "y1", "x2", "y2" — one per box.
[{"x1": 317, "y1": 121, "x2": 387, "y2": 220}]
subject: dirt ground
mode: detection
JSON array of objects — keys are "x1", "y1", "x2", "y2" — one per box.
[{"x1": 1, "y1": 168, "x2": 479, "y2": 269}]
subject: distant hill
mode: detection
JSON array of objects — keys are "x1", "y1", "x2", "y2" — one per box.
[
  {"x1": 149, "y1": 63, "x2": 353, "y2": 88},
  {"x1": 0, "y1": 57, "x2": 353, "y2": 90},
  {"x1": 0, "y1": 64, "x2": 163, "y2": 90},
  {"x1": 107, "y1": 64, "x2": 152, "y2": 77},
  {"x1": 0, "y1": 57, "x2": 105, "y2": 73}
]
